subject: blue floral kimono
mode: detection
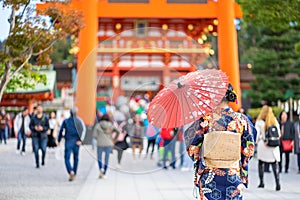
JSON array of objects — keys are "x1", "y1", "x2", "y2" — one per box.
[{"x1": 184, "y1": 107, "x2": 255, "y2": 200}]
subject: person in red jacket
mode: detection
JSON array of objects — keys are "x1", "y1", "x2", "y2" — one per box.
[{"x1": 160, "y1": 128, "x2": 177, "y2": 169}]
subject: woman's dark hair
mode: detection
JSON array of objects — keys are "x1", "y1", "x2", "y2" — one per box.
[
  {"x1": 278, "y1": 110, "x2": 289, "y2": 122},
  {"x1": 101, "y1": 114, "x2": 110, "y2": 122},
  {"x1": 224, "y1": 83, "x2": 237, "y2": 102},
  {"x1": 49, "y1": 111, "x2": 56, "y2": 119}
]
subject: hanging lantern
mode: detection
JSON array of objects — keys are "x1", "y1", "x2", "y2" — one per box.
[{"x1": 162, "y1": 24, "x2": 168, "y2": 30}]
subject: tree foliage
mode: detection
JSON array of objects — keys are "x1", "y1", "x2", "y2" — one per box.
[
  {"x1": 240, "y1": 27, "x2": 300, "y2": 107},
  {"x1": 236, "y1": 0, "x2": 300, "y2": 32},
  {"x1": 50, "y1": 36, "x2": 74, "y2": 63},
  {"x1": 236, "y1": 0, "x2": 300, "y2": 107},
  {"x1": 237, "y1": 0, "x2": 300, "y2": 56},
  {"x1": 0, "y1": 64, "x2": 47, "y2": 91},
  {"x1": 0, "y1": 0, "x2": 84, "y2": 101}
]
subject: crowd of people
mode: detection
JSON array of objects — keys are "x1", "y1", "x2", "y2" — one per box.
[
  {"x1": 0, "y1": 104, "x2": 85, "y2": 181},
  {"x1": 0, "y1": 93, "x2": 300, "y2": 192},
  {"x1": 92, "y1": 91, "x2": 300, "y2": 199},
  {"x1": 0, "y1": 95, "x2": 194, "y2": 182},
  {"x1": 92, "y1": 94, "x2": 194, "y2": 179},
  {"x1": 247, "y1": 105, "x2": 300, "y2": 192}
]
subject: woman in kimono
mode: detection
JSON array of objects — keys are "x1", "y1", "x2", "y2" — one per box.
[{"x1": 184, "y1": 84, "x2": 255, "y2": 200}]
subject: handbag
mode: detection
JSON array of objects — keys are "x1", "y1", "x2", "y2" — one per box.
[{"x1": 281, "y1": 139, "x2": 293, "y2": 152}]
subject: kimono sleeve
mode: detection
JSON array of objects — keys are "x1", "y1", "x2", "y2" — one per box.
[
  {"x1": 183, "y1": 119, "x2": 205, "y2": 187},
  {"x1": 183, "y1": 119, "x2": 204, "y2": 159},
  {"x1": 240, "y1": 114, "x2": 256, "y2": 187}
]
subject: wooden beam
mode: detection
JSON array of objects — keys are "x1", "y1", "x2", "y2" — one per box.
[{"x1": 97, "y1": 0, "x2": 242, "y2": 18}]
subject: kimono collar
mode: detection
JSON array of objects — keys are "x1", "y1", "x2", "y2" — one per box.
[{"x1": 213, "y1": 106, "x2": 233, "y2": 116}]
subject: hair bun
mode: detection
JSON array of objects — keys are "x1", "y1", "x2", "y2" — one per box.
[{"x1": 225, "y1": 84, "x2": 237, "y2": 102}]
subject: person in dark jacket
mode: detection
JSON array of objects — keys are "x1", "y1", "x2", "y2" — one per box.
[
  {"x1": 113, "y1": 120, "x2": 129, "y2": 168},
  {"x1": 0, "y1": 108, "x2": 8, "y2": 144},
  {"x1": 294, "y1": 114, "x2": 300, "y2": 174},
  {"x1": 58, "y1": 107, "x2": 86, "y2": 181},
  {"x1": 278, "y1": 111, "x2": 295, "y2": 173},
  {"x1": 29, "y1": 105, "x2": 50, "y2": 168}
]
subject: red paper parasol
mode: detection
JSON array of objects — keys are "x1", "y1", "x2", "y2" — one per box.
[{"x1": 147, "y1": 69, "x2": 229, "y2": 129}]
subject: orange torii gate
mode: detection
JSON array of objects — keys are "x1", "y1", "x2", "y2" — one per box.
[{"x1": 39, "y1": 0, "x2": 242, "y2": 126}]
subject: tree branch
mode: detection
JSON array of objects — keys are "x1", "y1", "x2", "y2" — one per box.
[
  {"x1": 9, "y1": 51, "x2": 32, "y2": 79},
  {"x1": 30, "y1": 13, "x2": 59, "y2": 48},
  {"x1": 32, "y1": 39, "x2": 57, "y2": 56},
  {"x1": 19, "y1": 1, "x2": 30, "y2": 22},
  {"x1": 16, "y1": 14, "x2": 59, "y2": 59}
]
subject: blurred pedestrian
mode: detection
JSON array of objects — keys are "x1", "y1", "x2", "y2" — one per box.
[
  {"x1": 184, "y1": 84, "x2": 255, "y2": 200},
  {"x1": 160, "y1": 128, "x2": 176, "y2": 169},
  {"x1": 0, "y1": 108, "x2": 8, "y2": 144},
  {"x1": 14, "y1": 107, "x2": 31, "y2": 155},
  {"x1": 92, "y1": 110, "x2": 103, "y2": 150},
  {"x1": 278, "y1": 111, "x2": 295, "y2": 173},
  {"x1": 29, "y1": 105, "x2": 50, "y2": 168},
  {"x1": 156, "y1": 135, "x2": 164, "y2": 167},
  {"x1": 113, "y1": 120, "x2": 129, "y2": 168},
  {"x1": 48, "y1": 111, "x2": 58, "y2": 150},
  {"x1": 58, "y1": 107, "x2": 86, "y2": 181},
  {"x1": 177, "y1": 126, "x2": 185, "y2": 169},
  {"x1": 93, "y1": 114, "x2": 119, "y2": 179},
  {"x1": 144, "y1": 123, "x2": 159, "y2": 159},
  {"x1": 29, "y1": 106, "x2": 38, "y2": 118},
  {"x1": 95, "y1": 109, "x2": 103, "y2": 123},
  {"x1": 5, "y1": 112, "x2": 11, "y2": 140},
  {"x1": 238, "y1": 107, "x2": 252, "y2": 123},
  {"x1": 29, "y1": 106, "x2": 38, "y2": 153},
  {"x1": 58, "y1": 112, "x2": 66, "y2": 130},
  {"x1": 180, "y1": 123, "x2": 193, "y2": 171},
  {"x1": 256, "y1": 106, "x2": 281, "y2": 191},
  {"x1": 255, "y1": 106, "x2": 271, "y2": 172},
  {"x1": 294, "y1": 113, "x2": 300, "y2": 174},
  {"x1": 127, "y1": 114, "x2": 144, "y2": 159}
]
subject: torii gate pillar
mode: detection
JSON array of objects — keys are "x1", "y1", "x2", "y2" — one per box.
[
  {"x1": 217, "y1": 0, "x2": 241, "y2": 111},
  {"x1": 76, "y1": 0, "x2": 97, "y2": 125}
]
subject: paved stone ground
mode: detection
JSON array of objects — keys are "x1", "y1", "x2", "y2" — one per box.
[{"x1": 0, "y1": 138, "x2": 299, "y2": 200}]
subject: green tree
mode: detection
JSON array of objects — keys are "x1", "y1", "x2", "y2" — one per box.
[
  {"x1": 241, "y1": 28, "x2": 300, "y2": 107},
  {"x1": 50, "y1": 37, "x2": 74, "y2": 63},
  {"x1": 236, "y1": 0, "x2": 300, "y2": 31},
  {"x1": 236, "y1": 0, "x2": 300, "y2": 54},
  {"x1": 0, "y1": 0, "x2": 83, "y2": 101},
  {"x1": 237, "y1": 20, "x2": 263, "y2": 64}
]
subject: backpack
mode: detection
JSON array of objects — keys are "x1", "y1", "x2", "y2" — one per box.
[
  {"x1": 265, "y1": 125, "x2": 280, "y2": 147},
  {"x1": 160, "y1": 128, "x2": 174, "y2": 140}
]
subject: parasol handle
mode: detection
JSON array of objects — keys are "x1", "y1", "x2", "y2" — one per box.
[{"x1": 177, "y1": 82, "x2": 183, "y2": 88}]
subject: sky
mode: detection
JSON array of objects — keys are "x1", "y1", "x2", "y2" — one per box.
[
  {"x1": 0, "y1": 1, "x2": 43, "y2": 41},
  {"x1": 0, "y1": 8, "x2": 10, "y2": 41}
]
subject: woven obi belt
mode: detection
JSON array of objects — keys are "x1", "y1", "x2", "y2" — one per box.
[{"x1": 203, "y1": 131, "x2": 241, "y2": 169}]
